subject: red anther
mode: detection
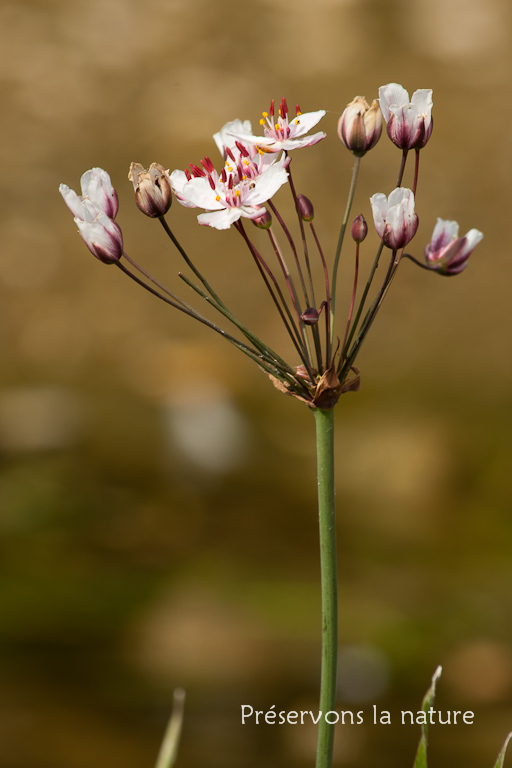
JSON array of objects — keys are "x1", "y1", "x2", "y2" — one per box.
[
  {"x1": 280, "y1": 97, "x2": 288, "y2": 117},
  {"x1": 269, "y1": 99, "x2": 275, "y2": 118},
  {"x1": 189, "y1": 163, "x2": 205, "y2": 177},
  {"x1": 228, "y1": 174, "x2": 234, "y2": 189},
  {"x1": 221, "y1": 168, "x2": 227, "y2": 183},
  {"x1": 201, "y1": 156, "x2": 215, "y2": 173},
  {"x1": 296, "y1": 104, "x2": 301, "y2": 115},
  {"x1": 208, "y1": 175, "x2": 216, "y2": 190},
  {"x1": 235, "y1": 141, "x2": 249, "y2": 157},
  {"x1": 225, "y1": 147, "x2": 236, "y2": 163},
  {"x1": 185, "y1": 168, "x2": 192, "y2": 181}
]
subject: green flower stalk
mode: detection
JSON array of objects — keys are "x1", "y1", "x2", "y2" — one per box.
[{"x1": 59, "y1": 84, "x2": 486, "y2": 768}]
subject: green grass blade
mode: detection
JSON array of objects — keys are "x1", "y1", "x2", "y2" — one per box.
[
  {"x1": 493, "y1": 733, "x2": 512, "y2": 768},
  {"x1": 412, "y1": 666, "x2": 442, "y2": 768},
  {"x1": 155, "y1": 688, "x2": 186, "y2": 768}
]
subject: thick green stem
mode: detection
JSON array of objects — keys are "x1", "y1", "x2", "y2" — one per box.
[{"x1": 313, "y1": 406, "x2": 338, "y2": 768}]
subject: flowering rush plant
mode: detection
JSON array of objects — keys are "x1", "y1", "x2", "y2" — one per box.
[{"x1": 60, "y1": 85, "x2": 504, "y2": 768}]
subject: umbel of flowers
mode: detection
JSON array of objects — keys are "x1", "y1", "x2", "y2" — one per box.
[
  {"x1": 59, "y1": 86, "x2": 495, "y2": 768},
  {"x1": 60, "y1": 87, "x2": 482, "y2": 411}
]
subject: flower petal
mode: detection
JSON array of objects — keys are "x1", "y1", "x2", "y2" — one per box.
[
  {"x1": 378, "y1": 83, "x2": 409, "y2": 122},
  {"x1": 197, "y1": 208, "x2": 242, "y2": 229},
  {"x1": 213, "y1": 119, "x2": 252, "y2": 157},
  {"x1": 244, "y1": 164, "x2": 289, "y2": 206},
  {"x1": 288, "y1": 110, "x2": 326, "y2": 138}
]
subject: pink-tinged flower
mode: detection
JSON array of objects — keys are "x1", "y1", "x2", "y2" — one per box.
[
  {"x1": 74, "y1": 200, "x2": 123, "y2": 264},
  {"x1": 424, "y1": 218, "x2": 483, "y2": 275},
  {"x1": 338, "y1": 96, "x2": 382, "y2": 157},
  {"x1": 59, "y1": 167, "x2": 119, "y2": 220},
  {"x1": 370, "y1": 188, "x2": 419, "y2": 249},
  {"x1": 228, "y1": 97, "x2": 326, "y2": 154},
  {"x1": 378, "y1": 84, "x2": 433, "y2": 150},
  {"x1": 170, "y1": 160, "x2": 289, "y2": 230},
  {"x1": 128, "y1": 162, "x2": 172, "y2": 218}
]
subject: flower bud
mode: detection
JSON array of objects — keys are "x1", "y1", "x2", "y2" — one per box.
[
  {"x1": 251, "y1": 208, "x2": 272, "y2": 229},
  {"x1": 378, "y1": 84, "x2": 433, "y2": 151},
  {"x1": 296, "y1": 364, "x2": 316, "y2": 380},
  {"x1": 424, "y1": 218, "x2": 483, "y2": 276},
  {"x1": 297, "y1": 194, "x2": 314, "y2": 222},
  {"x1": 301, "y1": 307, "x2": 320, "y2": 325},
  {"x1": 370, "y1": 188, "x2": 418, "y2": 250},
  {"x1": 337, "y1": 97, "x2": 382, "y2": 157},
  {"x1": 351, "y1": 214, "x2": 368, "y2": 243},
  {"x1": 128, "y1": 162, "x2": 172, "y2": 218}
]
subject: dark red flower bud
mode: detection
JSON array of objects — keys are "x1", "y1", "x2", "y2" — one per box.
[
  {"x1": 297, "y1": 194, "x2": 314, "y2": 222},
  {"x1": 351, "y1": 214, "x2": 368, "y2": 243},
  {"x1": 301, "y1": 307, "x2": 320, "y2": 325}
]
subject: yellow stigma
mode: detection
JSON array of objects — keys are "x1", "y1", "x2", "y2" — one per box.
[
  {"x1": 262, "y1": 111, "x2": 268, "y2": 118},
  {"x1": 259, "y1": 118, "x2": 265, "y2": 125},
  {"x1": 235, "y1": 190, "x2": 240, "y2": 197},
  {"x1": 216, "y1": 195, "x2": 221, "y2": 202}
]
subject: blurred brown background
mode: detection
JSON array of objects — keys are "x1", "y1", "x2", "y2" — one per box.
[{"x1": 1, "y1": 0, "x2": 512, "y2": 766}]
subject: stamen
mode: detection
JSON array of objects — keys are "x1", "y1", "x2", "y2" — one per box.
[
  {"x1": 189, "y1": 164, "x2": 205, "y2": 177},
  {"x1": 201, "y1": 156, "x2": 215, "y2": 173},
  {"x1": 235, "y1": 141, "x2": 249, "y2": 157}
]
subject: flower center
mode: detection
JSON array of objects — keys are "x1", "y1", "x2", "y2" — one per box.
[{"x1": 258, "y1": 97, "x2": 302, "y2": 141}]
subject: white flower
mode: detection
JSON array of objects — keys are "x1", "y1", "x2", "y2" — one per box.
[
  {"x1": 228, "y1": 97, "x2": 326, "y2": 154},
  {"x1": 59, "y1": 167, "x2": 119, "y2": 220},
  {"x1": 172, "y1": 162, "x2": 289, "y2": 230},
  {"x1": 424, "y1": 218, "x2": 483, "y2": 275},
  {"x1": 378, "y1": 84, "x2": 433, "y2": 150},
  {"x1": 370, "y1": 188, "x2": 419, "y2": 249}
]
